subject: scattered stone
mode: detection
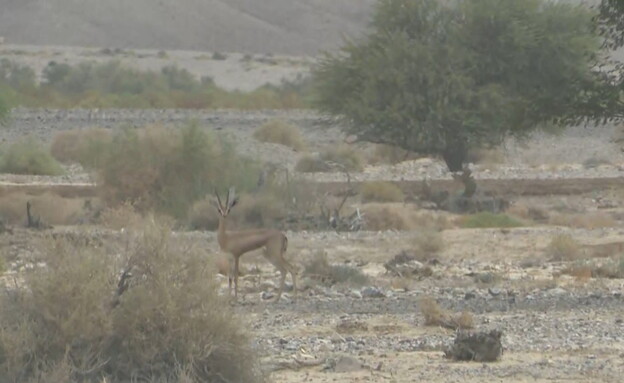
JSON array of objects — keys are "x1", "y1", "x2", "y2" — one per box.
[
  {"x1": 444, "y1": 330, "x2": 504, "y2": 362},
  {"x1": 361, "y1": 286, "x2": 386, "y2": 298},
  {"x1": 324, "y1": 355, "x2": 364, "y2": 373}
]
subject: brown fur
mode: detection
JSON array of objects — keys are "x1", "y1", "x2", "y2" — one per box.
[{"x1": 215, "y1": 188, "x2": 297, "y2": 302}]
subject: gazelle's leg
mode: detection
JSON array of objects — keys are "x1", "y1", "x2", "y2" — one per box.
[
  {"x1": 275, "y1": 268, "x2": 287, "y2": 302},
  {"x1": 234, "y1": 257, "x2": 240, "y2": 299}
]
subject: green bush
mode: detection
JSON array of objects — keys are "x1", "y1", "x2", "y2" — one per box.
[
  {"x1": 253, "y1": 119, "x2": 306, "y2": 151},
  {"x1": 0, "y1": 219, "x2": 265, "y2": 382},
  {"x1": 97, "y1": 122, "x2": 259, "y2": 219},
  {"x1": 0, "y1": 136, "x2": 64, "y2": 175},
  {"x1": 360, "y1": 181, "x2": 404, "y2": 202},
  {"x1": 0, "y1": 59, "x2": 311, "y2": 110},
  {"x1": 459, "y1": 212, "x2": 525, "y2": 228},
  {"x1": 50, "y1": 128, "x2": 112, "y2": 168}
]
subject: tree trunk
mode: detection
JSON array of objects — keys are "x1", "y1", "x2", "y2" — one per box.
[{"x1": 442, "y1": 140, "x2": 467, "y2": 173}]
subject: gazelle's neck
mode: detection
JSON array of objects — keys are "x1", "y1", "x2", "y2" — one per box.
[{"x1": 217, "y1": 216, "x2": 228, "y2": 249}]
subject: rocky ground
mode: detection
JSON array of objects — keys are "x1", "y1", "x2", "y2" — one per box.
[{"x1": 2, "y1": 107, "x2": 624, "y2": 382}]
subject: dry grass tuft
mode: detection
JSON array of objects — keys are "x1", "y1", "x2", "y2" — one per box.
[
  {"x1": 252, "y1": 119, "x2": 306, "y2": 151},
  {"x1": 361, "y1": 203, "x2": 450, "y2": 231},
  {"x1": 303, "y1": 250, "x2": 369, "y2": 287},
  {"x1": 419, "y1": 296, "x2": 474, "y2": 330},
  {"x1": 360, "y1": 181, "x2": 404, "y2": 203},
  {"x1": 506, "y1": 202, "x2": 549, "y2": 222},
  {"x1": 367, "y1": 144, "x2": 417, "y2": 165},
  {"x1": 97, "y1": 201, "x2": 145, "y2": 230},
  {"x1": 466, "y1": 147, "x2": 505, "y2": 168},
  {"x1": 458, "y1": 212, "x2": 525, "y2": 228},
  {"x1": 548, "y1": 212, "x2": 616, "y2": 229},
  {"x1": 545, "y1": 234, "x2": 583, "y2": 261},
  {"x1": 0, "y1": 219, "x2": 266, "y2": 383},
  {"x1": 294, "y1": 154, "x2": 330, "y2": 172},
  {"x1": 320, "y1": 144, "x2": 365, "y2": 172}
]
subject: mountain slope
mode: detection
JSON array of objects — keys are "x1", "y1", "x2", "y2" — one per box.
[{"x1": 0, "y1": 0, "x2": 376, "y2": 55}]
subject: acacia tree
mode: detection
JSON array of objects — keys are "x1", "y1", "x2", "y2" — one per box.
[{"x1": 313, "y1": 0, "x2": 616, "y2": 195}]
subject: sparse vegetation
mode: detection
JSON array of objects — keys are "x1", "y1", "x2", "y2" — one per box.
[
  {"x1": 411, "y1": 230, "x2": 444, "y2": 260},
  {"x1": 303, "y1": 251, "x2": 369, "y2": 287},
  {"x1": 50, "y1": 127, "x2": 112, "y2": 168},
  {"x1": 549, "y1": 212, "x2": 617, "y2": 229},
  {"x1": 545, "y1": 234, "x2": 583, "y2": 261},
  {"x1": 0, "y1": 59, "x2": 311, "y2": 110},
  {"x1": 459, "y1": 212, "x2": 525, "y2": 229},
  {"x1": 362, "y1": 203, "x2": 450, "y2": 231},
  {"x1": 419, "y1": 296, "x2": 474, "y2": 330},
  {"x1": 93, "y1": 122, "x2": 259, "y2": 219},
  {"x1": 253, "y1": 119, "x2": 306, "y2": 151},
  {"x1": 0, "y1": 219, "x2": 265, "y2": 382},
  {"x1": 0, "y1": 136, "x2": 64, "y2": 175},
  {"x1": 562, "y1": 256, "x2": 624, "y2": 279},
  {"x1": 294, "y1": 154, "x2": 330, "y2": 173},
  {"x1": 320, "y1": 145, "x2": 365, "y2": 172},
  {"x1": 360, "y1": 181, "x2": 404, "y2": 203}
]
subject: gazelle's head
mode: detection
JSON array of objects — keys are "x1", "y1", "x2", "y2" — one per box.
[{"x1": 215, "y1": 187, "x2": 238, "y2": 217}]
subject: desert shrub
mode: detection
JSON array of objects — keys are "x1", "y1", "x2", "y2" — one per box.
[
  {"x1": 367, "y1": 144, "x2": 417, "y2": 165},
  {"x1": 96, "y1": 122, "x2": 259, "y2": 219},
  {"x1": 548, "y1": 212, "x2": 616, "y2": 229},
  {"x1": 188, "y1": 196, "x2": 221, "y2": 230},
  {"x1": 0, "y1": 219, "x2": 265, "y2": 383},
  {"x1": 361, "y1": 203, "x2": 450, "y2": 231},
  {"x1": 419, "y1": 296, "x2": 474, "y2": 330},
  {"x1": 545, "y1": 234, "x2": 582, "y2": 261},
  {"x1": 459, "y1": 212, "x2": 525, "y2": 228},
  {"x1": 231, "y1": 192, "x2": 287, "y2": 228},
  {"x1": 360, "y1": 181, "x2": 404, "y2": 202},
  {"x1": 411, "y1": 230, "x2": 444, "y2": 261},
  {"x1": 98, "y1": 201, "x2": 145, "y2": 230},
  {"x1": 50, "y1": 127, "x2": 112, "y2": 168},
  {"x1": 320, "y1": 145, "x2": 365, "y2": 172},
  {"x1": 303, "y1": 251, "x2": 369, "y2": 286},
  {"x1": 294, "y1": 154, "x2": 330, "y2": 172},
  {"x1": 252, "y1": 119, "x2": 306, "y2": 151},
  {"x1": 0, "y1": 136, "x2": 64, "y2": 175}
]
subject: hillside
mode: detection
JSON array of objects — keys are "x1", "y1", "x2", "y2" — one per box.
[{"x1": 0, "y1": 0, "x2": 376, "y2": 55}]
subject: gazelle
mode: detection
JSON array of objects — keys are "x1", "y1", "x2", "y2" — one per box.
[{"x1": 215, "y1": 187, "x2": 297, "y2": 302}]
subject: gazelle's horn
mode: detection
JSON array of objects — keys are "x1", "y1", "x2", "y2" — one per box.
[
  {"x1": 214, "y1": 189, "x2": 223, "y2": 208},
  {"x1": 228, "y1": 187, "x2": 237, "y2": 207}
]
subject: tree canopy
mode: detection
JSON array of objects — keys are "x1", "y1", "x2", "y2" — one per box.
[{"x1": 313, "y1": 0, "x2": 618, "y2": 172}]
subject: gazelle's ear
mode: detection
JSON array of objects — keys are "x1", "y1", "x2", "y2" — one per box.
[{"x1": 229, "y1": 197, "x2": 239, "y2": 208}]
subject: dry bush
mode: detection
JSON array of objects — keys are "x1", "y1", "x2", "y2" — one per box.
[
  {"x1": 0, "y1": 136, "x2": 64, "y2": 175},
  {"x1": 96, "y1": 122, "x2": 259, "y2": 219},
  {"x1": 411, "y1": 230, "x2": 445, "y2": 260},
  {"x1": 562, "y1": 256, "x2": 624, "y2": 279},
  {"x1": 0, "y1": 192, "x2": 87, "y2": 226},
  {"x1": 0, "y1": 219, "x2": 265, "y2": 383},
  {"x1": 98, "y1": 201, "x2": 145, "y2": 230},
  {"x1": 548, "y1": 212, "x2": 616, "y2": 229},
  {"x1": 458, "y1": 212, "x2": 525, "y2": 228},
  {"x1": 545, "y1": 234, "x2": 583, "y2": 261},
  {"x1": 320, "y1": 145, "x2": 365, "y2": 172},
  {"x1": 252, "y1": 119, "x2": 306, "y2": 151},
  {"x1": 367, "y1": 144, "x2": 417, "y2": 165},
  {"x1": 294, "y1": 154, "x2": 330, "y2": 172},
  {"x1": 303, "y1": 250, "x2": 369, "y2": 287},
  {"x1": 361, "y1": 203, "x2": 450, "y2": 231},
  {"x1": 188, "y1": 196, "x2": 221, "y2": 230},
  {"x1": 419, "y1": 296, "x2": 474, "y2": 330},
  {"x1": 50, "y1": 127, "x2": 112, "y2": 168},
  {"x1": 360, "y1": 181, "x2": 405, "y2": 203},
  {"x1": 506, "y1": 202, "x2": 549, "y2": 222}
]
